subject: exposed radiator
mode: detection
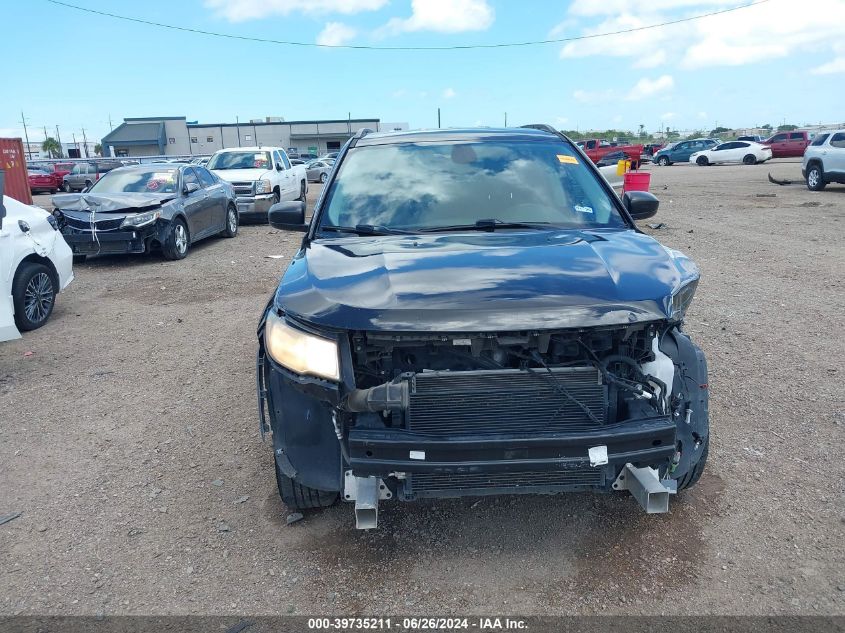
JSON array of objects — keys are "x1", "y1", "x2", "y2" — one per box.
[
  {"x1": 408, "y1": 367, "x2": 606, "y2": 436},
  {"x1": 407, "y1": 468, "x2": 604, "y2": 499}
]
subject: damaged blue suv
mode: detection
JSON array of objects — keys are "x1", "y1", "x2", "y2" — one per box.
[{"x1": 257, "y1": 125, "x2": 708, "y2": 529}]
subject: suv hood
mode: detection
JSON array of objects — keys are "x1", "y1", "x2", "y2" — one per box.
[
  {"x1": 276, "y1": 230, "x2": 699, "y2": 331},
  {"x1": 209, "y1": 168, "x2": 271, "y2": 182}
]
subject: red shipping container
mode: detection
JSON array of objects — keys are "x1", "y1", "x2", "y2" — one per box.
[{"x1": 0, "y1": 138, "x2": 33, "y2": 205}]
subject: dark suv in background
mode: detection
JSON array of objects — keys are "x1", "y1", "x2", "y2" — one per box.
[{"x1": 257, "y1": 125, "x2": 709, "y2": 529}]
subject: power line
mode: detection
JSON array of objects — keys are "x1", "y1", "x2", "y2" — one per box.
[{"x1": 45, "y1": 0, "x2": 770, "y2": 51}]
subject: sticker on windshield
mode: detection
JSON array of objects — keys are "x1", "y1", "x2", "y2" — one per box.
[
  {"x1": 574, "y1": 205, "x2": 594, "y2": 214},
  {"x1": 557, "y1": 154, "x2": 579, "y2": 165}
]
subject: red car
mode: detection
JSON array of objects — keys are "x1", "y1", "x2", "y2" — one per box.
[
  {"x1": 28, "y1": 168, "x2": 57, "y2": 194},
  {"x1": 30, "y1": 162, "x2": 72, "y2": 189},
  {"x1": 762, "y1": 131, "x2": 810, "y2": 158}
]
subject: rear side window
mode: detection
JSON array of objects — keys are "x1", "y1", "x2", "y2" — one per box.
[
  {"x1": 830, "y1": 133, "x2": 845, "y2": 149},
  {"x1": 789, "y1": 132, "x2": 805, "y2": 140},
  {"x1": 811, "y1": 134, "x2": 829, "y2": 146},
  {"x1": 196, "y1": 166, "x2": 215, "y2": 187}
]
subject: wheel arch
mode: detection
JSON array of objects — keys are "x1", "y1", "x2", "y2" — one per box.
[{"x1": 16, "y1": 253, "x2": 60, "y2": 294}]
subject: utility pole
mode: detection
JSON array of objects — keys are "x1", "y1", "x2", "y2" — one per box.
[
  {"x1": 55, "y1": 125, "x2": 63, "y2": 158},
  {"x1": 72, "y1": 132, "x2": 79, "y2": 158},
  {"x1": 108, "y1": 114, "x2": 113, "y2": 131},
  {"x1": 437, "y1": 108, "x2": 441, "y2": 129},
  {"x1": 81, "y1": 127, "x2": 89, "y2": 157},
  {"x1": 20, "y1": 111, "x2": 31, "y2": 159},
  {"x1": 236, "y1": 116, "x2": 241, "y2": 147},
  {"x1": 504, "y1": 112, "x2": 507, "y2": 127}
]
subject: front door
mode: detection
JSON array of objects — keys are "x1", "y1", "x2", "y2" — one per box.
[{"x1": 180, "y1": 167, "x2": 210, "y2": 236}]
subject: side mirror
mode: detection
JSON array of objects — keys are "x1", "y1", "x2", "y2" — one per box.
[
  {"x1": 276, "y1": 163, "x2": 283, "y2": 171},
  {"x1": 268, "y1": 201, "x2": 307, "y2": 231},
  {"x1": 622, "y1": 191, "x2": 659, "y2": 221},
  {"x1": 184, "y1": 182, "x2": 200, "y2": 195}
]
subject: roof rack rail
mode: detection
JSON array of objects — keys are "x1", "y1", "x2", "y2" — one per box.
[
  {"x1": 349, "y1": 127, "x2": 375, "y2": 148},
  {"x1": 520, "y1": 123, "x2": 559, "y2": 135}
]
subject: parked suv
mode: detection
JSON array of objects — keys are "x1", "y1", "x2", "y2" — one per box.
[
  {"x1": 61, "y1": 161, "x2": 122, "y2": 192},
  {"x1": 802, "y1": 130, "x2": 845, "y2": 191},
  {"x1": 257, "y1": 125, "x2": 709, "y2": 529},
  {"x1": 652, "y1": 139, "x2": 719, "y2": 165},
  {"x1": 762, "y1": 131, "x2": 810, "y2": 158}
]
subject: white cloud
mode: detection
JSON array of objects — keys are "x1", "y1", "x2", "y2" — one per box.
[
  {"x1": 626, "y1": 74, "x2": 674, "y2": 100},
  {"x1": 810, "y1": 57, "x2": 845, "y2": 75},
  {"x1": 205, "y1": 0, "x2": 387, "y2": 22},
  {"x1": 316, "y1": 21, "x2": 356, "y2": 46},
  {"x1": 378, "y1": 0, "x2": 494, "y2": 35},
  {"x1": 554, "y1": 0, "x2": 845, "y2": 71},
  {"x1": 442, "y1": 87, "x2": 457, "y2": 99}
]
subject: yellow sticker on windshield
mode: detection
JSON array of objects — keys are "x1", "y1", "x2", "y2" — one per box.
[{"x1": 557, "y1": 155, "x2": 579, "y2": 164}]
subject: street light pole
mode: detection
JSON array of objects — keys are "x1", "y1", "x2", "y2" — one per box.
[{"x1": 55, "y1": 126, "x2": 63, "y2": 158}]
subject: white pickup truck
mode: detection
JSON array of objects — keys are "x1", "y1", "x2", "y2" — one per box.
[{"x1": 207, "y1": 147, "x2": 308, "y2": 221}]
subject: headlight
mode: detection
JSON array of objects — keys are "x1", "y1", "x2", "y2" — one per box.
[
  {"x1": 255, "y1": 180, "x2": 272, "y2": 194},
  {"x1": 264, "y1": 311, "x2": 340, "y2": 381},
  {"x1": 121, "y1": 210, "x2": 161, "y2": 228},
  {"x1": 670, "y1": 280, "x2": 698, "y2": 320}
]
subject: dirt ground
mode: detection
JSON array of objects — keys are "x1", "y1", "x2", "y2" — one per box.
[{"x1": 1, "y1": 159, "x2": 843, "y2": 616}]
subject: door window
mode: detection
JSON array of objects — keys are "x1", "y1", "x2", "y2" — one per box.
[
  {"x1": 811, "y1": 134, "x2": 829, "y2": 146},
  {"x1": 830, "y1": 133, "x2": 845, "y2": 149},
  {"x1": 182, "y1": 167, "x2": 200, "y2": 190},
  {"x1": 71, "y1": 164, "x2": 82, "y2": 174},
  {"x1": 280, "y1": 151, "x2": 292, "y2": 170},
  {"x1": 273, "y1": 151, "x2": 285, "y2": 170},
  {"x1": 770, "y1": 134, "x2": 787, "y2": 142},
  {"x1": 788, "y1": 132, "x2": 805, "y2": 141}
]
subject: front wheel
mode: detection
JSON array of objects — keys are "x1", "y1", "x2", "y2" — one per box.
[
  {"x1": 162, "y1": 219, "x2": 189, "y2": 260},
  {"x1": 12, "y1": 262, "x2": 56, "y2": 331},
  {"x1": 61, "y1": 181, "x2": 72, "y2": 193},
  {"x1": 676, "y1": 437, "x2": 709, "y2": 491},
  {"x1": 742, "y1": 154, "x2": 756, "y2": 165},
  {"x1": 221, "y1": 204, "x2": 238, "y2": 238},
  {"x1": 696, "y1": 156, "x2": 709, "y2": 166},
  {"x1": 297, "y1": 180, "x2": 307, "y2": 202},
  {"x1": 275, "y1": 458, "x2": 338, "y2": 511},
  {"x1": 320, "y1": 172, "x2": 328, "y2": 183},
  {"x1": 657, "y1": 156, "x2": 670, "y2": 166},
  {"x1": 806, "y1": 165, "x2": 826, "y2": 191}
]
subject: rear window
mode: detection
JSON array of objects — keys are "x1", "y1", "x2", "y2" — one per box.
[{"x1": 319, "y1": 140, "x2": 625, "y2": 232}]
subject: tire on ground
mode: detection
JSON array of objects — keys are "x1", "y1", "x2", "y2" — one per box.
[
  {"x1": 676, "y1": 437, "x2": 709, "y2": 491},
  {"x1": 12, "y1": 261, "x2": 56, "y2": 331},
  {"x1": 275, "y1": 458, "x2": 338, "y2": 510}
]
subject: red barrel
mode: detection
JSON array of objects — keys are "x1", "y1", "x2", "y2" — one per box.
[
  {"x1": 0, "y1": 138, "x2": 33, "y2": 205},
  {"x1": 623, "y1": 171, "x2": 651, "y2": 193}
]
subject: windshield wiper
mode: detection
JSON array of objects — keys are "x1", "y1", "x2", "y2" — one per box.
[
  {"x1": 319, "y1": 224, "x2": 413, "y2": 236},
  {"x1": 418, "y1": 219, "x2": 553, "y2": 233}
]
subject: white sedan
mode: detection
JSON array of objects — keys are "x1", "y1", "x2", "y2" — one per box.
[
  {"x1": 1, "y1": 195, "x2": 74, "y2": 341},
  {"x1": 690, "y1": 141, "x2": 773, "y2": 166}
]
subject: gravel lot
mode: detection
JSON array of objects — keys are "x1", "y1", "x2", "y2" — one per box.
[{"x1": 1, "y1": 160, "x2": 843, "y2": 616}]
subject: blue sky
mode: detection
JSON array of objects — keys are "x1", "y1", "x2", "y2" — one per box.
[{"x1": 3, "y1": 0, "x2": 844, "y2": 144}]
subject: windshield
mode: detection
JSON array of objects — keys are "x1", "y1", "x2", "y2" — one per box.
[
  {"x1": 317, "y1": 140, "x2": 625, "y2": 232},
  {"x1": 88, "y1": 168, "x2": 179, "y2": 193},
  {"x1": 207, "y1": 151, "x2": 272, "y2": 170}
]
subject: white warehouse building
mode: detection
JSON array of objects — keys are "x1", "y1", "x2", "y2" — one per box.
[{"x1": 101, "y1": 116, "x2": 408, "y2": 158}]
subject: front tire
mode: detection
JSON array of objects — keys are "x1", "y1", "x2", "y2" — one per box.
[
  {"x1": 12, "y1": 262, "x2": 56, "y2": 331},
  {"x1": 742, "y1": 154, "x2": 756, "y2": 165},
  {"x1": 657, "y1": 156, "x2": 670, "y2": 166},
  {"x1": 221, "y1": 204, "x2": 238, "y2": 238},
  {"x1": 275, "y1": 458, "x2": 338, "y2": 510},
  {"x1": 62, "y1": 181, "x2": 72, "y2": 193},
  {"x1": 696, "y1": 156, "x2": 709, "y2": 166},
  {"x1": 162, "y1": 218, "x2": 189, "y2": 260},
  {"x1": 676, "y1": 437, "x2": 709, "y2": 491},
  {"x1": 297, "y1": 180, "x2": 307, "y2": 202},
  {"x1": 319, "y1": 172, "x2": 328, "y2": 183},
  {"x1": 806, "y1": 164, "x2": 826, "y2": 191}
]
